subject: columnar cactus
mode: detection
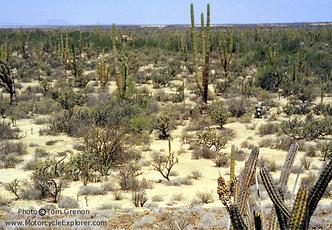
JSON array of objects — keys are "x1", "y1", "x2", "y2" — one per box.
[
  {"x1": 97, "y1": 51, "x2": 110, "y2": 87},
  {"x1": 190, "y1": 3, "x2": 211, "y2": 104},
  {"x1": 112, "y1": 24, "x2": 122, "y2": 94},
  {"x1": 218, "y1": 31, "x2": 233, "y2": 78},
  {"x1": 0, "y1": 61, "x2": 16, "y2": 104}
]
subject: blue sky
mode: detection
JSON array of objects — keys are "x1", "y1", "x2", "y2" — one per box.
[{"x1": 0, "y1": 0, "x2": 331, "y2": 25}]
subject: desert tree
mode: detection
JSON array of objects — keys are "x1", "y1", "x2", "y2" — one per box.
[{"x1": 0, "y1": 61, "x2": 16, "y2": 104}]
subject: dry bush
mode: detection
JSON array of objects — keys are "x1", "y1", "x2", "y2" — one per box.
[
  {"x1": 151, "y1": 151, "x2": 178, "y2": 181},
  {"x1": 259, "y1": 138, "x2": 274, "y2": 148},
  {"x1": 58, "y1": 196, "x2": 79, "y2": 208},
  {"x1": 192, "y1": 147, "x2": 217, "y2": 160},
  {"x1": 34, "y1": 148, "x2": 49, "y2": 158},
  {"x1": 305, "y1": 144, "x2": 317, "y2": 157},
  {"x1": 194, "y1": 129, "x2": 228, "y2": 154},
  {"x1": 131, "y1": 188, "x2": 148, "y2": 207},
  {"x1": 196, "y1": 191, "x2": 214, "y2": 204},
  {"x1": 170, "y1": 193, "x2": 184, "y2": 202},
  {"x1": 214, "y1": 153, "x2": 229, "y2": 167},
  {"x1": 166, "y1": 177, "x2": 193, "y2": 186},
  {"x1": 258, "y1": 158, "x2": 278, "y2": 172},
  {"x1": 191, "y1": 170, "x2": 202, "y2": 180},
  {"x1": 78, "y1": 185, "x2": 106, "y2": 196},
  {"x1": 112, "y1": 190, "x2": 124, "y2": 200},
  {"x1": 258, "y1": 122, "x2": 279, "y2": 136},
  {"x1": 152, "y1": 195, "x2": 164, "y2": 202},
  {"x1": 118, "y1": 163, "x2": 142, "y2": 190},
  {"x1": 301, "y1": 157, "x2": 311, "y2": 170}
]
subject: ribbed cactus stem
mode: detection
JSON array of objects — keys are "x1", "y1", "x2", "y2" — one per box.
[
  {"x1": 202, "y1": 3, "x2": 210, "y2": 104},
  {"x1": 112, "y1": 24, "x2": 122, "y2": 93},
  {"x1": 260, "y1": 167, "x2": 291, "y2": 219},
  {"x1": 289, "y1": 186, "x2": 309, "y2": 230},
  {"x1": 230, "y1": 145, "x2": 236, "y2": 183},
  {"x1": 237, "y1": 147, "x2": 259, "y2": 214},
  {"x1": 190, "y1": 3, "x2": 203, "y2": 94}
]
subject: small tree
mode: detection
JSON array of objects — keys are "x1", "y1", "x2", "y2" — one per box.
[
  {"x1": 208, "y1": 102, "x2": 230, "y2": 128},
  {"x1": 151, "y1": 151, "x2": 178, "y2": 181},
  {"x1": 195, "y1": 129, "x2": 228, "y2": 153},
  {"x1": 153, "y1": 110, "x2": 176, "y2": 139},
  {"x1": 83, "y1": 127, "x2": 127, "y2": 177},
  {"x1": 5, "y1": 179, "x2": 20, "y2": 200},
  {"x1": 0, "y1": 61, "x2": 16, "y2": 104}
]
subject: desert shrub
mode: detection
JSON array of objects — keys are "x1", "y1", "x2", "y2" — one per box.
[
  {"x1": 186, "y1": 117, "x2": 213, "y2": 131},
  {"x1": 313, "y1": 103, "x2": 332, "y2": 116},
  {"x1": 152, "y1": 195, "x2": 164, "y2": 202},
  {"x1": 192, "y1": 147, "x2": 217, "y2": 160},
  {"x1": 194, "y1": 129, "x2": 228, "y2": 154},
  {"x1": 78, "y1": 185, "x2": 106, "y2": 196},
  {"x1": 208, "y1": 102, "x2": 230, "y2": 128},
  {"x1": 320, "y1": 141, "x2": 332, "y2": 161},
  {"x1": 118, "y1": 163, "x2": 142, "y2": 190},
  {"x1": 227, "y1": 98, "x2": 250, "y2": 118},
  {"x1": 112, "y1": 190, "x2": 124, "y2": 200},
  {"x1": 33, "y1": 117, "x2": 49, "y2": 125},
  {"x1": 283, "y1": 100, "x2": 311, "y2": 115},
  {"x1": 305, "y1": 145, "x2": 317, "y2": 157},
  {"x1": 151, "y1": 151, "x2": 178, "y2": 181},
  {"x1": 196, "y1": 191, "x2": 214, "y2": 204},
  {"x1": 214, "y1": 153, "x2": 229, "y2": 167},
  {"x1": 191, "y1": 170, "x2": 202, "y2": 180},
  {"x1": 0, "y1": 122, "x2": 20, "y2": 139},
  {"x1": 255, "y1": 65, "x2": 279, "y2": 92},
  {"x1": 131, "y1": 188, "x2": 148, "y2": 207},
  {"x1": 58, "y1": 196, "x2": 79, "y2": 208},
  {"x1": 0, "y1": 142, "x2": 27, "y2": 168},
  {"x1": 301, "y1": 157, "x2": 311, "y2": 170},
  {"x1": 130, "y1": 115, "x2": 151, "y2": 133},
  {"x1": 166, "y1": 177, "x2": 193, "y2": 186},
  {"x1": 170, "y1": 193, "x2": 184, "y2": 202},
  {"x1": 102, "y1": 181, "x2": 115, "y2": 192},
  {"x1": 281, "y1": 117, "x2": 331, "y2": 141},
  {"x1": 52, "y1": 88, "x2": 87, "y2": 114},
  {"x1": 153, "y1": 110, "x2": 176, "y2": 139},
  {"x1": 34, "y1": 148, "x2": 49, "y2": 158},
  {"x1": 258, "y1": 158, "x2": 278, "y2": 172},
  {"x1": 258, "y1": 122, "x2": 279, "y2": 136},
  {"x1": 35, "y1": 98, "x2": 60, "y2": 115},
  {"x1": 259, "y1": 138, "x2": 274, "y2": 148},
  {"x1": 0, "y1": 196, "x2": 11, "y2": 206}
]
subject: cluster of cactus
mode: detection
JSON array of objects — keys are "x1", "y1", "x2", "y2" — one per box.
[
  {"x1": 217, "y1": 143, "x2": 332, "y2": 230},
  {"x1": 0, "y1": 60, "x2": 16, "y2": 104},
  {"x1": 0, "y1": 41, "x2": 11, "y2": 62},
  {"x1": 190, "y1": 3, "x2": 211, "y2": 104},
  {"x1": 96, "y1": 50, "x2": 110, "y2": 87},
  {"x1": 218, "y1": 31, "x2": 234, "y2": 78},
  {"x1": 57, "y1": 33, "x2": 71, "y2": 77},
  {"x1": 112, "y1": 24, "x2": 129, "y2": 98}
]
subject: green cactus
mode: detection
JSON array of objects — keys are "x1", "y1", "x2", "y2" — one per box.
[
  {"x1": 288, "y1": 186, "x2": 309, "y2": 230},
  {"x1": 190, "y1": 4, "x2": 202, "y2": 94},
  {"x1": 218, "y1": 31, "x2": 233, "y2": 78},
  {"x1": 112, "y1": 24, "x2": 122, "y2": 95},
  {"x1": 269, "y1": 143, "x2": 299, "y2": 230},
  {"x1": 236, "y1": 147, "x2": 259, "y2": 214},
  {"x1": 190, "y1": 3, "x2": 211, "y2": 104},
  {"x1": 97, "y1": 51, "x2": 110, "y2": 87}
]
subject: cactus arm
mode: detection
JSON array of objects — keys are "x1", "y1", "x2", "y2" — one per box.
[
  {"x1": 236, "y1": 147, "x2": 259, "y2": 214},
  {"x1": 112, "y1": 24, "x2": 122, "y2": 93},
  {"x1": 260, "y1": 168, "x2": 291, "y2": 218},
  {"x1": 279, "y1": 143, "x2": 299, "y2": 191},
  {"x1": 307, "y1": 159, "x2": 332, "y2": 218},
  {"x1": 288, "y1": 187, "x2": 309, "y2": 230},
  {"x1": 190, "y1": 4, "x2": 203, "y2": 94},
  {"x1": 201, "y1": 3, "x2": 210, "y2": 104},
  {"x1": 229, "y1": 205, "x2": 248, "y2": 230},
  {"x1": 230, "y1": 145, "x2": 236, "y2": 184}
]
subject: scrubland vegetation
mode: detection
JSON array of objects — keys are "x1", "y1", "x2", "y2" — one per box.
[{"x1": 0, "y1": 3, "x2": 331, "y2": 229}]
